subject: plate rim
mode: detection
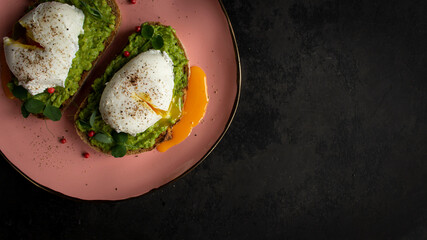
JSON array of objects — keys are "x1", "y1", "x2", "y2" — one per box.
[{"x1": 0, "y1": 0, "x2": 242, "y2": 202}]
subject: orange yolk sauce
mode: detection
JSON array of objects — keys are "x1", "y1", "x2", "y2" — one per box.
[
  {"x1": 157, "y1": 66, "x2": 209, "y2": 152},
  {"x1": 0, "y1": 47, "x2": 14, "y2": 99}
]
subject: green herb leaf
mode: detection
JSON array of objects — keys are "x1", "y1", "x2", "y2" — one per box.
[
  {"x1": 43, "y1": 104, "x2": 62, "y2": 121},
  {"x1": 89, "y1": 8, "x2": 102, "y2": 19},
  {"x1": 89, "y1": 111, "x2": 96, "y2": 127},
  {"x1": 111, "y1": 144, "x2": 127, "y2": 158},
  {"x1": 93, "y1": 133, "x2": 113, "y2": 144},
  {"x1": 69, "y1": 0, "x2": 79, "y2": 6},
  {"x1": 24, "y1": 99, "x2": 45, "y2": 114},
  {"x1": 79, "y1": 120, "x2": 91, "y2": 129},
  {"x1": 21, "y1": 104, "x2": 30, "y2": 118},
  {"x1": 79, "y1": 1, "x2": 89, "y2": 10},
  {"x1": 12, "y1": 86, "x2": 28, "y2": 100},
  {"x1": 79, "y1": 0, "x2": 103, "y2": 19},
  {"x1": 112, "y1": 131, "x2": 128, "y2": 144},
  {"x1": 151, "y1": 35, "x2": 164, "y2": 50},
  {"x1": 141, "y1": 25, "x2": 154, "y2": 39}
]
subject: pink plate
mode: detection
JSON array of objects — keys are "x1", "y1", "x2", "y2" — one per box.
[{"x1": 0, "y1": 0, "x2": 240, "y2": 200}]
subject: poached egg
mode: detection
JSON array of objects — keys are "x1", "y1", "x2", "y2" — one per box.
[
  {"x1": 99, "y1": 50, "x2": 175, "y2": 136},
  {"x1": 3, "y1": 2, "x2": 84, "y2": 95}
]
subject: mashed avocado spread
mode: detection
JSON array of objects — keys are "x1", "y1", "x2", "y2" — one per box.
[
  {"x1": 76, "y1": 23, "x2": 188, "y2": 154},
  {"x1": 9, "y1": 0, "x2": 116, "y2": 109}
]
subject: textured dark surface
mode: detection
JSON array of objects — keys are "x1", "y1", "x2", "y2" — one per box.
[{"x1": 1, "y1": 0, "x2": 427, "y2": 239}]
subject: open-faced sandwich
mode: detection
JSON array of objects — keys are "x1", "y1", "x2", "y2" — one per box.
[
  {"x1": 3, "y1": 0, "x2": 120, "y2": 121},
  {"x1": 74, "y1": 23, "x2": 190, "y2": 158}
]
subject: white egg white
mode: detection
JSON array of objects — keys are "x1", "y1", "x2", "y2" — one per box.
[
  {"x1": 99, "y1": 50, "x2": 175, "y2": 136},
  {"x1": 3, "y1": 2, "x2": 84, "y2": 95}
]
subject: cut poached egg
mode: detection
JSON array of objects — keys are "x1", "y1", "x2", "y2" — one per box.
[
  {"x1": 3, "y1": 2, "x2": 84, "y2": 95},
  {"x1": 99, "y1": 50, "x2": 175, "y2": 136}
]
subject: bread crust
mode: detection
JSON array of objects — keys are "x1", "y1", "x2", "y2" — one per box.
[
  {"x1": 74, "y1": 22, "x2": 190, "y2": 156},
  {"x1": 24, "y1": 0, "x2": 121, "y2": 118}
]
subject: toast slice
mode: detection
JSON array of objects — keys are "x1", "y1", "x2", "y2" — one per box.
[
  {"x1": 6, "y1": 0, "x2": 121, "y2": 119},
  {"x1": 74, "y1": 22, "x2": 189, "y2": 157}
]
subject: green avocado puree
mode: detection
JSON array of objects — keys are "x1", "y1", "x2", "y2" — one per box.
[
  {"x1": 75, "y1": 23, "x2": 188, "y2": 152},
  {"x1": 9, "y1": 0, "x2": 116, "y2": 108}
]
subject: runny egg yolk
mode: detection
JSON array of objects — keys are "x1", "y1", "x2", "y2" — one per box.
[
  {"x1": 157, "y1": 66, "x2": 209, "y2": 152},
  {"x1": 133, "y1": 92, "x2": 169, "y2": 117},
  {"x1": 0, "y1": 48, "x2": 13, "y2": 99}
]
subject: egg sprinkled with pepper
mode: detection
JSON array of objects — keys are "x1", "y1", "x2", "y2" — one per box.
[
  {"x1": 3, "y1": 2, "x2": 84, "y2": 95},
  {"x1": 99, "y1": 49, "x2": 175, "y2": 136}
]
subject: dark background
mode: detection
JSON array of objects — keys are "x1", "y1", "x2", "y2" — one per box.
[{"x1": 1, "y1": 0, "x2": 427, "y2": 239}]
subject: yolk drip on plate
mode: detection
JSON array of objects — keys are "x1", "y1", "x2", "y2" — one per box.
[
  {"x1": 157, "y1": 66, "x2": 209, "y2": 152},
  {"x1": 0, "y1": 48, "x2": 13, "y2": 99}
]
